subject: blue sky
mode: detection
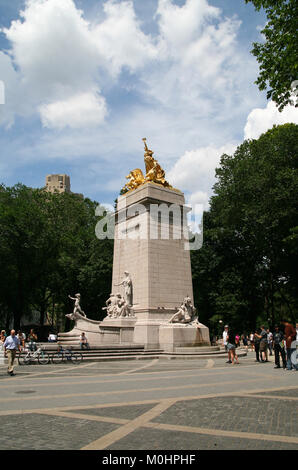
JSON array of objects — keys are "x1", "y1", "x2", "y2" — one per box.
[{"x1": 0, "y1": 0, "x2": 297, "y2": 214}]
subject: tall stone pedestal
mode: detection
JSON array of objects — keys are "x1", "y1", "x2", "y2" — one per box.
[
  {"x1": 113, "y1": 182, "x2": 210, "y2": 349},
  {"x1": 99, "y1": 317, "x2": 137, "y2": 344},
  {"x1": 60, "y1": 181, "x2": 210, "y2": 351}
]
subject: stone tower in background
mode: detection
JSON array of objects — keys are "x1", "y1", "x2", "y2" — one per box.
[{"x1": 45, "y1": 174, "x2": 71, "y2": 193}]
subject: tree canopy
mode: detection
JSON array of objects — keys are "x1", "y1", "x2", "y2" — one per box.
[
  {"x1": 192, "y1": 123, "x2": 298, "y2": 335},
  {"x1": 0, "y1": 186, "x2": 113, "y2": 334},
  {"x1": 245, "y1": 0, "x2": 298, "y2": 110}
]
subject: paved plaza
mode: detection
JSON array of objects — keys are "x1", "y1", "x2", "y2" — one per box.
[{"x1": 0, "y1": 350, "x2": 297, "y2": 452}]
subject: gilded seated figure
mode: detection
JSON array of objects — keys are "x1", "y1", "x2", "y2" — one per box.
[
  {"x1": 143, "y1": 138, "x2": 171, "y2": 188},
  {"x1": 121, "y1": 138, "x2": 172, "y2": 192}
]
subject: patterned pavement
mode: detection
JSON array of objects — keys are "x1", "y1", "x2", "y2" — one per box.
[{"x1": 0, "y1": 351, "x2": 297, "y2": 453}]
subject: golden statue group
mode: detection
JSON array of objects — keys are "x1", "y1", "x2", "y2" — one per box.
[{"x1": 122, "y1": 138, "x2": 172, "y2": 192}]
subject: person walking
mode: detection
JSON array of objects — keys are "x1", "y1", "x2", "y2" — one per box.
[
  {"x1": 3, "y1": 330, "x2": 21, "y2": 376},
  {"x1": 281, "y1": 320, "x2": 297, "y2": 371},
  {"x1": 223, "y1": 325, "x2": 231, "y2": 363},
  {"x1": 273, "y1": 325, "x2": 286, "y2": 369},
  {"x1": 226, "y1": 328, "x2": 240, "y2": 365}
]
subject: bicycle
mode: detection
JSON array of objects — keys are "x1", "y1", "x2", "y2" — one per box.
[
  {"x1": 51, "y1": 346, "x2": 83, "y2": 364},
  {"x1": 18, "y1": 344, "x2": 50, "y2": 365}
]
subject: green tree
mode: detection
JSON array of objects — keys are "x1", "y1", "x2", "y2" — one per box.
[
  {"x1": 245, "y1": 0, "x2": 298, "y2": 110},
  {"x1": 192, "y1": 123, "x2": 298, "y2": 332},
  {"x1": 0, "y1": 185, "x2": 58, "y2": 330},
  {"x1": 0, "y1": 185, "x2": 113, "y2": 332}
]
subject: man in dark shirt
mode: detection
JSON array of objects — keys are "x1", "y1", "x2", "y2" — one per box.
[
  {"x1": 259, "y1": 326, "x2": 268, "y2": 362},
  {"x1": 273, "y1": 325, "x2": 286, "y2": 369},
  {"x1": 254, "y1": 328, "x2": 261, "y2": 362}
]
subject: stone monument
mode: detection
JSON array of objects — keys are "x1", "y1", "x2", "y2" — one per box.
[
  {"x1": 111, "y1": 138, "x2": 210, "y2": 350},
  {"x1": 59, "y1": 139, "x2": 210, "y2": 351}
]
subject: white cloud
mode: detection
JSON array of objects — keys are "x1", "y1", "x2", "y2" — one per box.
[
  {"x1": 1, "y1": 0, "x2": 156, "y2": 128},
  {"x1": 168, "y1": 98, "x2": 298, "y2": 217},
  {"x1": 165, "y1": 142, "x2": 237, "y2": 224},
  {"x1": 0, "y1": 0, "x2": 274, "y2": 204},
  {"x1": 156, "y1": 0, "x2": 220, "y2": 58},
  {"x1": 3, "y1": 0, "x2": 98, "y2": 97},
  {"x1": 244, "y1": 100, "x2": 298, "y2": 140},
  {"x1": 1, "y1": 0, "x2": 258, "y2": 131},
  {"x1": 144, "y1": 0, "x2": 245, "y2": 118},
  {"x1": 0, "y1": 51, "x2": 20, "y2": 127},
  {"x1": 186, "y1": 190, "x2": 210, "y2": 218},
  {"x1": 92, "y1": 0, "x2": 157, "y2": 76},
  {"x1": 168, "y1": 143, "x2": 237, "y2": 194},
  {"x1": 39, "y1": 91, "x2": 107, "y2": 129}
]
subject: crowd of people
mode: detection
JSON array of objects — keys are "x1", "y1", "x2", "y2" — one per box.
[
  {"x1": 1, "y1": 321, "x2": 297, "y2": 375},
  {"x1": 0, "y1": 328, "x2": 40, "y2": 375},
  {"x1": 0, "y1": 327, "x2": 92, "y2": 376},
  {"x1": 222, "y1": 320, "x2": 297, "y2": 370}
]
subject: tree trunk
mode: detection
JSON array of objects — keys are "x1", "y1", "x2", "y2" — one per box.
[{"x1": 13, "y1": 310, "x2": 21, "y2": 332}]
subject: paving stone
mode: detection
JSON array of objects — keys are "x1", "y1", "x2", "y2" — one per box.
[
  {"x1": 108, "y1": 426, "x2": 298, "y2": 450},
  {"x1": 65, "y1": 403, "x2": 157, "y2": 420},
  {"x1": 151, "y1": 396, "x2": 298, "y2": 437},
  {"x1": 0, "y1": 358, "x2": 297, "y2": 451},
  {"x1": 254, "y1": 388, "x2": 298, "y2": 397},
  {"x1": 0, "y1": 413, "x2": 119, "y2": 450}
]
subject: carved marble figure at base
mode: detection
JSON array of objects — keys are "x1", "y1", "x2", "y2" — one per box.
[
  {"x1": 115, "y1": 294, "x2": 130, "y2": 317},
  {"x1": 102, "y1": 292, "x2": 135, "y2": 319},
  {"x1": 102, "y1": 293, "x2": 118, "y2": 318},
  {"x1": 114, "y1": 271, "x2": 133, "y2": 306},
  {"x1": 67, "y1": 294, "x2": 86, "y2": 321},
  {"x1": 168, "y1": 296, "x2": 198, "y2": 324}
]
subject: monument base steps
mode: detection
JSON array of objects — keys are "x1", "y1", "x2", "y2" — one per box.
[{"x1": 22, "y1": 342, "x2": 247, "y2": 361}]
